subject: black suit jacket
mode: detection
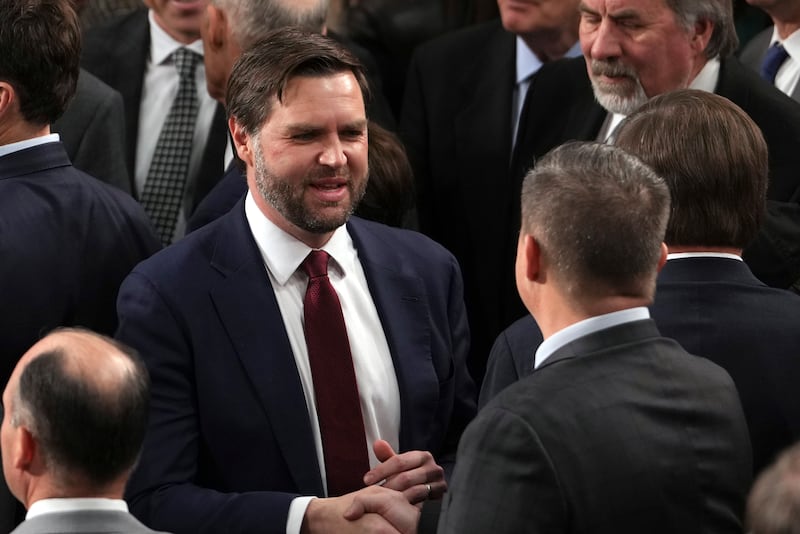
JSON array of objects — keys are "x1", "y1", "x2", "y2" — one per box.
[
  {"x1": 81, "y1": 8, "x2": 227, "y2": 214},
  {"x1": 481, "y1": 258, "x2": 800, "y2": 475},
  {"x1": 53, "y1": 69, "x2": 131, "y2": 194},
  {"x1": 512, "y1": 56, "x2": 800, "y2": 289},
  {"x1": 0, "y1": 142, "x2": 160, "y2": 532},
  {"x1": 401, "y1": 20, "x2": 524, "y2": 383},
  {"x1": 440, "y1": 319, "x2": 751, "y2": 533}
]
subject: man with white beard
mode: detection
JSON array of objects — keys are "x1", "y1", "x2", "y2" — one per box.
[{"x1": 511, "y1": 0, "x2": 800, "y2": 294}]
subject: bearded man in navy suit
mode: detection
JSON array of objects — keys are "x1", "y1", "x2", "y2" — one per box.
[{"x1": 117, "y1": 28, "x2": 475, "y2": 534}]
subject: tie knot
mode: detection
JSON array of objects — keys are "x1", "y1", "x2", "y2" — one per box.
[
  {"x1": 172, "y1": 47, "x2": 199, "y2": 80},
  {"x1": 761, "y1": 42, "x2": 790, "y2": 83},
  {"x1": 302, "y1": 250, "x2": 330, "y2": 279}
]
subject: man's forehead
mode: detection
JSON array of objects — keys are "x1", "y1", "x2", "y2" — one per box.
[{"x1": 580, "y1": 0, "x2": 668, "y2": 16}]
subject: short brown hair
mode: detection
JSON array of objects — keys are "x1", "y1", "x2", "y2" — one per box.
[
  {"x1": 521, "y1": 142, "x2": 670, "y2": 301},
  {"x1": 226, "y1": 27, "x2": 370, "y2": 136},
  {"x1": 615, "y1": 89, "x2": 767, "y2": 249},
  {"x1": 0, "y1": 0, "x2": 80, "y2": 125}
]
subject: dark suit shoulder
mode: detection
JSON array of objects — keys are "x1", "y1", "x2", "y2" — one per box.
[
  {"x1": 410, "y1": 20, "x2": 510, "y2": 70},
  {"x1": 738, "y1": 26, "x2": 772, "y2": 70},
  {"x1": 81, "y1": 8, "x2": 149, "y2": 77}
]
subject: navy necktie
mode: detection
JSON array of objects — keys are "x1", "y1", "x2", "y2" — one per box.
[
  {"x1": 760, "y1": 42, "x2": 790, "y2": 84},
  {"x1": 301, "y1": 250, "x2": 370, "y2": 496}
]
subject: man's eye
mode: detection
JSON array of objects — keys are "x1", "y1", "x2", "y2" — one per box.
[{"x1": 292, "y1": 132, "x2": 316, "y2": 141}]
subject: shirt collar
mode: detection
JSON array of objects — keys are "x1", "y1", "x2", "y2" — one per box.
[
  {"x1": 667, "y1": 252, "x2": 742, "y2": 261},
  {"x1": 0, "y1": 134, "x2": 60, "y2": 158},
  {"x1": 244, "y1": 191, "x2": 356, "y2": 285},
  {"x1": 534, "y1": 307, "x2": 650, "y2": 369},
  {"x1": 515, "y1": 39, "x2": 582, "y2": 84},
  {"x1": 770, "y1": 27, "x2": 800, "y2": 61},
  {"x1": 27, "y1": 498, "x2": 128, "y2": 519},
  {"x1": 148, "y1": 9, "x2": 204, "y2": 66}
]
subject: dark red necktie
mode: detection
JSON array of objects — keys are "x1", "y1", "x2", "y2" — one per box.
[{"x1": 301, "y1": 250, "x2": 370, "y2": 496}]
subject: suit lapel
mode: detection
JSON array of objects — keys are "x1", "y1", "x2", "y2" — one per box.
[
  {"x1": 208, "y1": 203, "x2": 323, "y2": 495},
  {"x1": 348, "y1": 219, "x2": 440, "y2": 452}
]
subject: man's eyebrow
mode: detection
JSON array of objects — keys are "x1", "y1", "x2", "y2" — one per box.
[{"x1": 578, "y1": 2, "x2": 599, "y2": 16}]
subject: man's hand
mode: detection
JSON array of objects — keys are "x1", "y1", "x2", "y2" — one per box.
[
  {"x1": 302, "y1": 490, "x2": 402, "y2": 534},
  {"x1": 344, "y1": 486, "x2": 420, "y2": 534},
  {"x1": 363, "y1": 440, "x2": 446, "y2": 503}
]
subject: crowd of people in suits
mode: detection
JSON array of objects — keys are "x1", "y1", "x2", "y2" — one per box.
[{"x1": 2, "y1": 0, "x2": 800, "y2": 532}]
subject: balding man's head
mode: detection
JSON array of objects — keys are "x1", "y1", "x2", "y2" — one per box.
[{"x1": 1, "y1": 329, "x2": 149, "y2": 507}]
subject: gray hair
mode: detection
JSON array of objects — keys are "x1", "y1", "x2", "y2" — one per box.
[
  {"x1": 666, "y1": 0, "x2": 738, "y2": 58},
  {"x1": 521, "y1": 142, "x2": 670, "y2": 301},
  {"x1": 211, "y1": 0, "x2": 329, "y2": 50}
]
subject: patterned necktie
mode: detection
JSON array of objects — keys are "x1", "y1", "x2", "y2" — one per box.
[
  {"x1": 760, "y1": 42, "x2": 790, "y2": 84},
  {"x1": 141, "y1": 47, "x2": 200, "y2": 245},
  {"x1": 301, "y1": 250, "x2": 370, "y2": 496}
]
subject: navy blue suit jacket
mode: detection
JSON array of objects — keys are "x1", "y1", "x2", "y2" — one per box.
[
  {"x1": 481, "y1": 257, "x2": 800, "y2": 475},
  {"x1": 117, "y1": 200, "x2": 476, "y2": 533},
  {"x1": 0, "y1": 141, "x2": 160, "y2": 532}
]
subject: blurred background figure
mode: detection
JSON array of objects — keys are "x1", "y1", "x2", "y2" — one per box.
[{"x1": 747, "y1": 441, "x2": 800, "y2": 534}]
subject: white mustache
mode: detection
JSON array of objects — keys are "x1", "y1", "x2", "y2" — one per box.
[{"x1": 591, "y1": 59, "x2": 638, "y2": 79}]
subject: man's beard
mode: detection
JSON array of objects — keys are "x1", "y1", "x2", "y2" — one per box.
[
  {"x1": 252, "y1": 139, "x2": 367, "y2": 234},
  {"x1": 589, "y1": 59, "x2": 649, "y2": 115}
]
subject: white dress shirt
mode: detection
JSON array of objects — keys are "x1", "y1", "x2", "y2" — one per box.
[
  {"x1": 667, "y1": 252, "x2": 743, "y2": 262},
  {"x1": 244, "y1": 193, "x2": 401, "y2": 534},
  {"x1": 534, "y1": 307, "x2": 651, "y2": 369},
  {"x1": 136, "y1": 10, "x2": 218, "y2": 238},
  {"x1": 27, "y1": 498, "x2": 128, "y2": 519},
  {"x1": 768, "y1": 27, "x2": 800, "y2": 97}
]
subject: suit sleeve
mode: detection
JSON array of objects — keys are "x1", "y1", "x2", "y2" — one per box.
[
  {"x1": 478, "y1": 331, "x2": 522, "y2": 410},
  {"x1": 117, "y1": 272, "x2": 297, "y2": 534},
  {"x1": 437, "y1": 406, "x2": 567, "y2": 533}
]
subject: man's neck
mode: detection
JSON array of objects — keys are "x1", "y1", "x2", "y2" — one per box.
[
  {"x1": 0, "y1": 122, "x2": 49, "y2": 147},
  {"x1": 521, "y1": 26, "x2": 579, "y2": 63}
]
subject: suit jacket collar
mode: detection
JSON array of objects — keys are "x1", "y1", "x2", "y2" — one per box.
[
  {"x1": 206, "y1": 203, "x2": 441, "y2": 492},
  {"x1": 659, "y1": 257, "x2": 765, "y2": 286},
  {"x1": 0, "y1": 142, "x2": 71, "y2": 181},
  {"x1": 11, "y1": 510, "x2": 160, "y2": 534},
  {"x1": 537, "y1": 319, "x2": 662, "y2": 371}
]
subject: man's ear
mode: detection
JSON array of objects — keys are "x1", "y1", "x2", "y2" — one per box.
[
  {"x1": 229, "y1": 117, "x2": 254, "y2": 166},
  {"x1": 13, "y1": 426, "x2": 36, "y2": 471},
  {"x1": 691, "y1": 17, "x2": 714, "y2": 56},
  {"x1": 522, "y1": 233, "x2": 542, "y2": 283},
  {"x1": 656, "y1": 242, "x2": 668, "y2": 272},
  {"x1": 205, "y1": 4, "x2": 228, "y2": 51},
  {"x1": 0, "y1": 82, "x2": 16, "y2": 118}
]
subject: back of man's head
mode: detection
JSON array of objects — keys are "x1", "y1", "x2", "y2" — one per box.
[
  {"x1": 521, "y1": 141, "x2": 670, "y2": 302},
  {"x1": 747, "y1": 442, "x2": 800, "y2": 534},
  {"x1": 615, "y1": 89, "x2": 767, "y2": 250},
  {"x1": 226, "y1": 26, "x2": 368, "y2": 136},
  {"x1": 2, "y1": 329, "x2": 149, "y2": 503},
  {"x1": 0, "y1": 0, "x2": 80, "y2": 127},
  {"x1": 213, "y1": 0, "x2": 329, "y2": 50}
]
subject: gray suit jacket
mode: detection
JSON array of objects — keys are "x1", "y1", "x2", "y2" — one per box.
[
  {"x1": 740, "y1": 27, "x2": 800, "y2": 102},
  {"x1": 441, "y1": 319, "x2": 752, "y2": 533},
  {"x1": 53, "y1": 69, "x2": 131, "y2": 194},
  {"x1": 11, "y1": 510, "x2": 168, "y2": 533}
]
